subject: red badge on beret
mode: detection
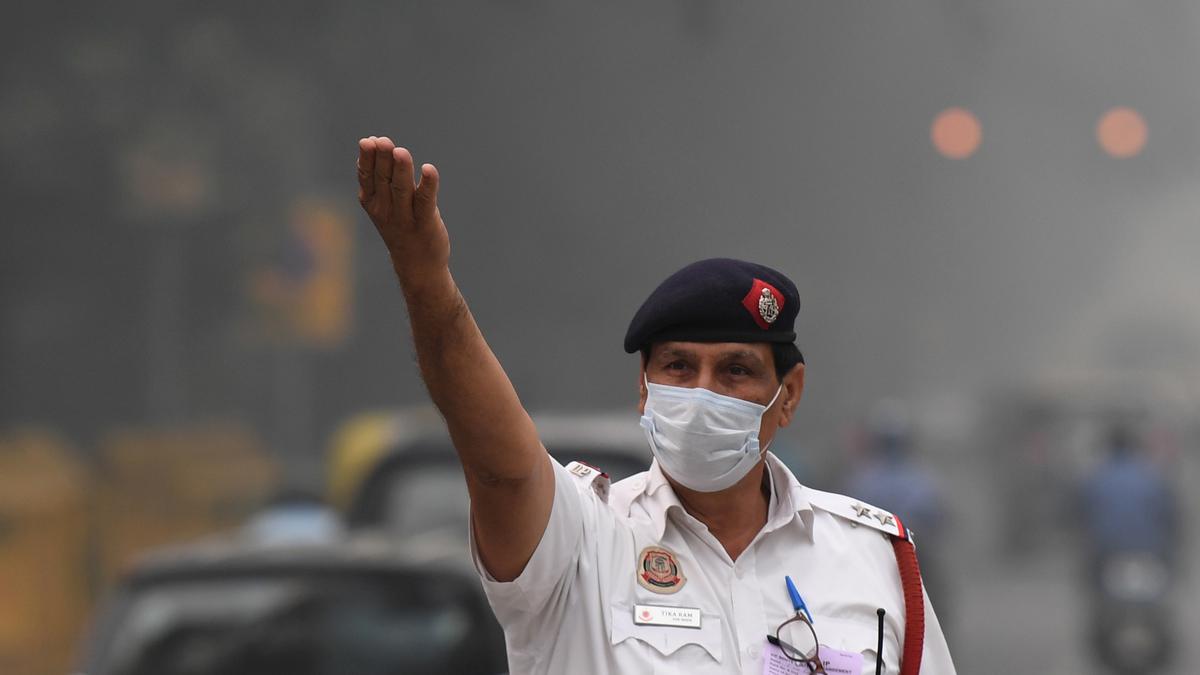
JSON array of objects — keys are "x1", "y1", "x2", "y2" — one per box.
[{"x1": 742, "y1": 279, "x2": 784, "y2": 330}]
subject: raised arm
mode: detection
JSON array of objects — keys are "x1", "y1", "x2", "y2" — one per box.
[{"x1": 357, "y1": 136, "x2": 554, "y2": 581}]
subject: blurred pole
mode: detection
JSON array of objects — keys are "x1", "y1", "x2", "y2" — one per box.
[
  {"x1": 271, "y1": 343, "x2": 317, "y2": 485},
  {"x1": 264, "y1": 199, "x2": 352, "y2": 488},
  {"x1": 125, "y1": 135, "x2": 213, "y2": 427},
  {"x1": 146, "y1": 223, "x2": 188, "y2": 425}
]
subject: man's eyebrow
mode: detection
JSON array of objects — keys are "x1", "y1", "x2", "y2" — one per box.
[
  {"x1": 718, "y1": 350, "x2": 766, "y2": 364},
  {"x1": 656, "y1": 347, "x2": 697, "y2": 360}
]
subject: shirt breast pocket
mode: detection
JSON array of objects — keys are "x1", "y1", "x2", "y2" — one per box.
[
  {"x1": 610, "y1": 602, "x2": 724, "y2": 666},
  {"x1": 818, "y1": 617, "x2": 894, "y2": 674}
]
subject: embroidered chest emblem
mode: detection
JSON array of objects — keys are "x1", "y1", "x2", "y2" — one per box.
[{"x1": 637, "y1": 546, "x2": 686, "y2": 594}]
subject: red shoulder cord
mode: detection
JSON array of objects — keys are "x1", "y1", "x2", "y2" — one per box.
[{"x1": 891, "y1": 523, "x2": 925, "y2": 675}]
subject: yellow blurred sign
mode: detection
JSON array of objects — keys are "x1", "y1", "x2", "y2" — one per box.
[{"x1": 251, "y1": 198, "x2": 354, "y2": 348}]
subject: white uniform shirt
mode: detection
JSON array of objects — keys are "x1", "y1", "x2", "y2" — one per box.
[{"x1": 471, "y1": 452, "x2": 956, "y2": 674}]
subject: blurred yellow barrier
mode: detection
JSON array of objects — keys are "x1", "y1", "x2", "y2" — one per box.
[
  {"x1": 0, "y1": 430, "x2": 90, "y2": 675},
  {"x1": 0, "y1": 423, "x2": 279, "y2": 675},
  {"x1": 94, "y1": 422, "x2": 279, "y2": 586}
]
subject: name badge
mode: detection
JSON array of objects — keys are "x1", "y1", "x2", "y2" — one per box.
[{"x1": 633, "y1": 603, "x2": 702, "y2": 629}]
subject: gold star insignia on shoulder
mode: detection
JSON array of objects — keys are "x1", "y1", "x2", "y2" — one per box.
[
  {"x1": 874, "y1": 512, "x2": 895, "y2": 527},
  {"x1": 851, "y1": 502, "x2": 873, "y2": 519}
]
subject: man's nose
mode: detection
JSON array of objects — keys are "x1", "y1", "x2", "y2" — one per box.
[{"x1": 694, "y1": 368, "x2": 718, "y2": 392}]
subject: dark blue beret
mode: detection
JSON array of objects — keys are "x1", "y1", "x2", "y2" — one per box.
[{"x1": 624, "y1": 258, "x2": 801, "y2": 354}]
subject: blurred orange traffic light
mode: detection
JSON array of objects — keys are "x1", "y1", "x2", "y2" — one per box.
[
  {"x1": 1097, "y1": 107, "x2": 1147, "y2": 158},
  {"x1": 931, "y1": 107, "x2": 982, "y2": 159}
]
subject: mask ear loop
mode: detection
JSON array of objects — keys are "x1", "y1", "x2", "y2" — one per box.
[
  {"x1": 765, "y1": 383, "x2": 785, "y2": 411},
  {"x1": 759, "y1": 384, "x2": 786, "y2": 454}
]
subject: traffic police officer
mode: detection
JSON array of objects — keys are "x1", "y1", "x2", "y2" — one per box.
[{"x1": 356, "y1": 136, "x2": 956, "y2": 674}]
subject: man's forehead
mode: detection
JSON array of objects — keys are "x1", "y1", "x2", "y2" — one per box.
[{"x1": 650, "y1": 341, "x2": 771, "y2": 360}]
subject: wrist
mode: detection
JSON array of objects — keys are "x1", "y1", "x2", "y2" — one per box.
[{"x1": 395, "y1": 262, "x2": 455, "y2": 301}]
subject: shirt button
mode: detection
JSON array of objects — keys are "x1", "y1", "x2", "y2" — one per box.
[
  {"x1": 734, "y1": 566, "x2": 745, "y2": 579},
  {"x1": 748, "y1": 645, "x2": 760, "y2": 659}
]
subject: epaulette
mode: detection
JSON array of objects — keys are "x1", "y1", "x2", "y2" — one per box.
[
  {"x1": 809, "y1": 488, "x2": 926, "y2": 675},
  {"x1": 806, "y1": 487, "x2": 912, "y2": 542},
  {"x1": 564, "y1": 461, "x2": 611, "y2": 503}
]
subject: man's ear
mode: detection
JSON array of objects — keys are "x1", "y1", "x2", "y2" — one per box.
[
  {"x1": 777, "y1": 363, "x2": 806, "y2": 428},
  {"x1": 638, "y1": 365, "x2": 648, "y2": 414}
]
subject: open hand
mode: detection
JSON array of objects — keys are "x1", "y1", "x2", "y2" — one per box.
[{"x1": 357, "y1": 136, "x2": 450, "y2": 286}]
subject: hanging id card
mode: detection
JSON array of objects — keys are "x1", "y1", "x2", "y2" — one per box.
[{"x1": 761, "y1": 638, "x2": 864, "y2": 675}]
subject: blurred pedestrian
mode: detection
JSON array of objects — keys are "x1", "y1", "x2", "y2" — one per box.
[
  {"x1": 1077, "y1": 425, "x2": 1180, "y2": 582},
  {"x1": 1076, "y1": 424, "x2": 1180, "y2": 673}
]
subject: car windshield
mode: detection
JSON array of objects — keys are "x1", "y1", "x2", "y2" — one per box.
[
  {"x1": 383, "y1": 463, "x2": 471, "y2": 539},
  {"x1": 92, "y1": 571, "x2": 502, "y2": 675},
  {"x1": 364, "y1": 446, "x2": 648, "y2": 537}
]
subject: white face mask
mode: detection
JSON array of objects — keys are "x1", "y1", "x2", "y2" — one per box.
[{"x1": 639, "y1": 376, "x2": 783, "y2": 493}]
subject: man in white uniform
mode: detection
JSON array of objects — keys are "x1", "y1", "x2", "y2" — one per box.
[{"x1": 356, "y1": 135, "x2": 956, "y2": 674}]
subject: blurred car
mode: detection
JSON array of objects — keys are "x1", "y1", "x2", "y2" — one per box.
[
  {"x1": 240, "y1": 489, "x2": 344, "y2": 545},
  {"x1": 76, "y1": 532, "x2": 507, "y2": 675},
  {"x1": 327, "y1": 407, "x2": 651, "y2": 537}
]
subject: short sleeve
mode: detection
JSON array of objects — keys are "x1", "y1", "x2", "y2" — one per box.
[{"x1": 469, "y1": 458, "x2": 604, "y2": 619}]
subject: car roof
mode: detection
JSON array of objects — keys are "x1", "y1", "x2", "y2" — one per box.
[
  {"x1": 534, "y1": 410, "x2": 648, "y2": 450},
  {"x1": 123, "y1": 531, "x2": 473, "y2": 588},
  {"x1": 379, "y1": 406, "x2": 649, "y2": 452},
  {"x1": 327, "y1": 406, "x2": 652, "y2": 508}
]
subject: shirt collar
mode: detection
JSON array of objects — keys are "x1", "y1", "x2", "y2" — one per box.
[{"x1": 639, "y1": 451, "x2": 815, "y2": 543}]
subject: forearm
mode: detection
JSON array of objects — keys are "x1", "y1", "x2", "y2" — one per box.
[
  {"x1": 358, "y1": 137, "x2": 554, "y2": 580},
  {"x1": 398, "y1": 262, "x2": 544, "y2": 483}
]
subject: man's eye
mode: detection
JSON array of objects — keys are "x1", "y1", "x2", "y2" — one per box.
[
  {"x1": 666, "y1": 361, "x2": 688, "y2": 371},
  {"x1": 729, "y1": 365, "x2": 751, "y2": 376}
]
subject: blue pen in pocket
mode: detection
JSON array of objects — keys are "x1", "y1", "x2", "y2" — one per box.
[{"x1": 784, "y1": 575, "x2": 814, "y2": 623}]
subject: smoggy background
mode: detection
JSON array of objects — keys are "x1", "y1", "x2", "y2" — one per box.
[{"x1": 3, "y1": 1, "x2": 1198, "y2": 673}]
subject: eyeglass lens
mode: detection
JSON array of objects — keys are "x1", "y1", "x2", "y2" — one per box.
[{"x1": 777, "y1": 615, "x2": 822, "y2": 667}]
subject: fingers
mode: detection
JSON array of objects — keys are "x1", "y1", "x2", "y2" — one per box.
[
  {"x1": 372, "y1": 136, "x2": 396, "y2": 213},
  {"x1": 389, "y1": 147, "x2": 416, "y2": 220},
  {"x1": 356, "y1": 137, "x2": 376, "y2": 204},
  {"x1": 357, "y1": 136, "x2": 436, "y2": 233},
  {"x1": 413, "y1": 163, "x2": 440, "y2": 225}
]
